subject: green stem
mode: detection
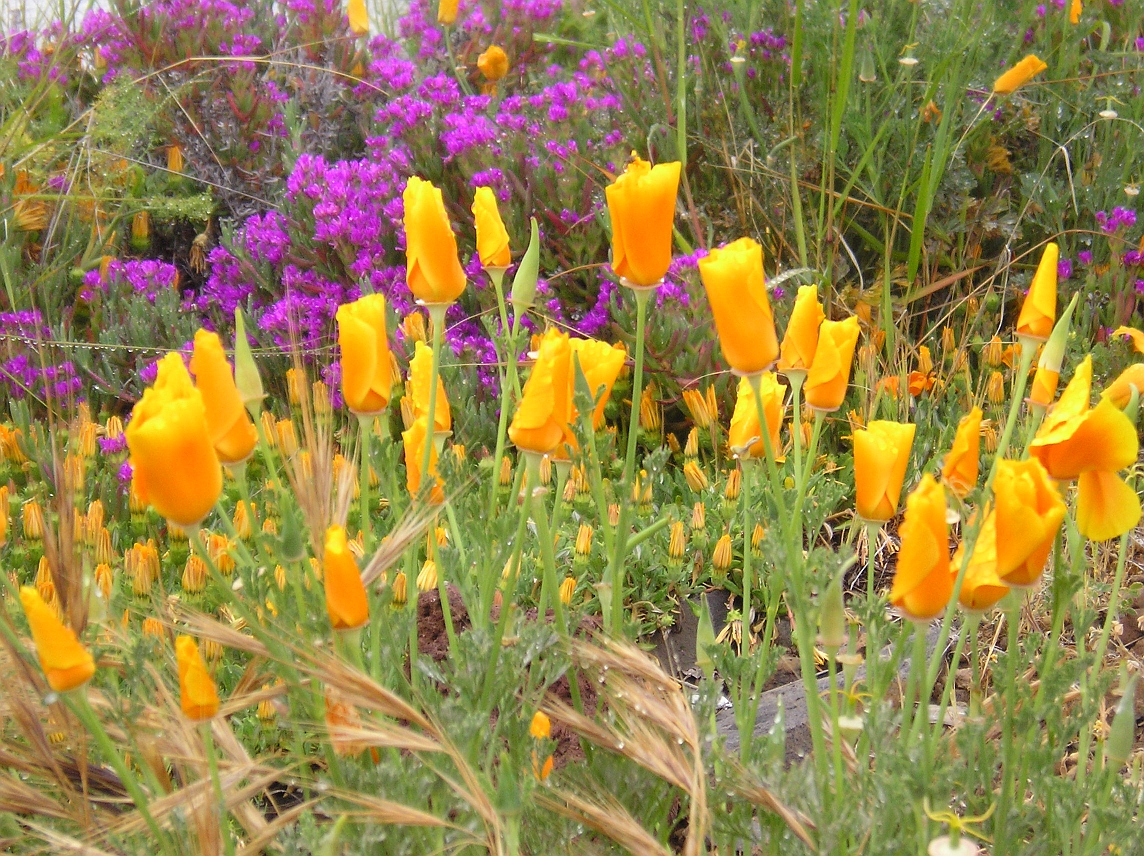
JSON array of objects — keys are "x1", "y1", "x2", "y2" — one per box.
[
  {"x1": 487, "y1": 273, "x2": 520, "y2": 521},
  {"x1": 526, "y1": 453, "x2": 566, "y2": 638},
  {"x1": 746, "y1": 372, "x2": 790, "y2": 544},
  {"x1": 740, "y1": 459, "x2": 753, "y2": 658},
  {"x1": 788, "y1": 372, "x2": 806, "y2": 490},
  {"x1": 606, "y1": 284, "x2": 653, "y2": 635},
  {"x1": 995, "y1": 592, "x2": 1023, "y2": 847},
  {"x1": 1093, "y1": 532, "x2": 1129, "y2": 667},
  {"x1": 200, "y1": 721, "x2": 236, "y2": 856},
  {"x1": 985, "y1": 340, "x2": 1036, "y2": 489},
  {"x1": 905, "y1": 621, "x2": 929, "y2": 739},
  {"x1": 69, "y1": 692, "x2": 172, "y2": 853},
  {"x1": 358, "y1": 413, "x2": 372, "y2": 553},
  {"x1": 865, "y1": 521, "x2": 882, "y2": 689}
]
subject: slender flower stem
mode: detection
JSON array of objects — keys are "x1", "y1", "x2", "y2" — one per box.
[
  {"x1": 746, "y1": 371, "x2": 790, "y2": 542},
  {"x1": 865, "y1": 521, "x2": 882, "y2": 687},
  {"x1": 606, "y1": 284, "x2": 653, "y2": 634},
  {"x1": 69, "y1": 692, "x2": 172, "y2": 853},
  {"x1": 420, "y1": 303, "x2": 448, "y2": 486},
  {"x1": 357, "y1": 413, "x2": 373, "y2": 552},
  {"x1": 787, "y1": 371, "x2": 806, "y2": 488},
  {"x1": 526, "y1": 453, "x2": 566, "y2": 637},
  {"x1": 985, "y1": 340, "x2": 1036, "y2": 489},
  {"x1": 488, "y1": 275, "x2": 522, "y2": 520},
  {"x1": 740, "y1": 458, "x2": 754, "y2": 653},
  {"x1": 200, "y1": 721, "x2": 236, "y2": 856}
]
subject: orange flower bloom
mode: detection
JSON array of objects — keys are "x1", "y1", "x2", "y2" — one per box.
[
  {"x1": 698, "y1": 237, "x2": 779, "y2": 375},
  {"x1": 941, "y1": 407, "x2": 982, "y2": 498},
  {"x1": 993, "y1": 54, "x2": 1048, "y2": 95},
  {"x1": 176, "y1": 635, "x2": 220, "y2": 721},
  {"x1": 126, "y1": 353, "x2": 222, "y2": 527},
  {"x1": 509, "y1": 328, "x2": 573, "y2": 456},
  {"x1": 403, "y1": 417, "x2": 444, "y2": 503},
  {"x1": 991, "y1": 458, "x2": 1066, "y2": 587},
  {"x1": 569, "y1": 338, "x2": 626, "y2": 429},
  {"x1": 1015, "y1": 242, "x2": 1058, "y2": 341},
  {"x1": 1077, "y1": 469, "x2": 1143, "y2": 543},
  {"x1": 19, "y1": 586, "x2": 95, "y2": 693},
  {"x1": 728, "y1": 373, "x2": 786, "y2": 460},
  {"x1": 888, "y1": 475, "x2": 951, "y2": 622},
  {"x1": 472, "y1": 186, "x2": 511, "y2": 268},
  {"x1": 337, "y1": 293, "x2": 394, "y2": 416},
  {"x1": 852, "y1": 420, "x2": 915, "y2": 523},
  {"x1": 605, "y1": 156, "x2": 681, "y2": 287},
  {"x1": 778, "y1": 284, "x2": 825, "y2": 376},
  {"x1": 1102, "y1": 363, "x2": 1144, "y2": 409},
  {"x1": 476, "y1": 45, "x2": 510, "y2": 81},
  {"x1": 953, "y1": 511, "x2": 1010, "y2": 613},
  {"x1": 189, "y1": 330, "x2": 258, "y2": 464},
  {"x1": 403, "y1": 176, "x2": 466, "y2": 305},
  {"x1": 348, "y1": 0, "x2": 368, "y2": 34},
  {"x1": 804, "y1": 316, "x2": 860, "y2": 412},
  {"x1": 409, "y1": 340, "x2": 451, "y2": 432},
  {"x1": 324, "y1": 525, "x2": 369, "y2": 630},
  {"x1": 1029, "y1": 357, "x2": 1137, "y2": 480}
]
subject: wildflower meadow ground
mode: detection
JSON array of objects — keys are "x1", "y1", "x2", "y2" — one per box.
[{"x1": 2, "y1": 0, "x2": 1144, "y2": 853}]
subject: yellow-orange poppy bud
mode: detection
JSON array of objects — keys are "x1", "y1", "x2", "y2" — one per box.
[
  {"x1": 437, "y1": 0, "x2": 458, "y2": 25},
  {"x1": 477, "y1": 45, "x2": 510, "y2": 82},
  {"x1": 323, "y1": 525, "x2": 369, "y2": 630},
  {"x1": 408, "y1": 340, "x2": 451, "y2": 432},
  {"x1": 126, "y1": 353, "x2": 222, "y2": 527},
  {"x1": 993, "y1": 54, "x2": 1048, "y2": 95},
  {"x1": 888, "y1": 475, "x2": 951, "y2": 622},
  {"x1": 403, "y1": 417, "x2": 444, "y2": 503},
  {"x1": 19, "y1": 586, "x2": 95, "y2": 693},
  {"x1": 569, "y1": 338, "x2": 626, "y2": 429},
  {"x1": 348, "y1": 0, "x2": 368, "y2": 34},
  {"x1": 530, "y1": 710, "x2": 551, "y2": 739},
  {"x1": 698, "y1": 237, "x2": 779, "y2": 375},
  {"x1": 1015, "y1": 243, "x2": 1058, "y2": 342},
  {"x1": 1069, "y1": 0, "x2": 1082, "y2": 24},
  {"x1": 728, "y1": 373, "x2": 785, "y2": 459},
  {"x1": 509, "y1": 328, "x2": 573, "y2": 456},
  {"x1": 953, "y1": 511, "x2": 1010, "y2": 613},
  {"x1": 558, "y1": 576, "x2": 576, "y2": 605},
  {"x1": 941, "y1": 407, "x2": 982, "y2": 499},
  {"x1": 189, "y1": 330, "x2": 258, "y2": 465},
  {"x1": 472, "y1": 186, "x2": 511, "y2": 268},
  {"x1": 175, "y1": 635, "x2": 220, "y2": 721},
  {"x1": 852, "y1": 420, "x2": 915, "y2": 523},
  {"x1": 778, "y1": 284, "x2": 825, "y2": 376},
  {"x1": 403, "y1": 177, "x2": 466, "y2": 305},
  {"x1": 993, "y1": 458, "x2": 1066, "y2": 587},
  {"x1": 683, "y1": 460, "x2": 709, "y2": 492},
  {"x1": 337, "y1": 293, "x2": 394, "y2": 416},
  {"x1": 605, "y1": 155, "x2": 681, "y2": 288},
  {"x1": 804, "y1": 316, "x2": 860, "y2": 412},
  {"x1": 1101, "y1": 363, "x2": 1144, "y2": 410},
  {"x1": 712, "y1": 533, "x2": 733, "y2": 575}
]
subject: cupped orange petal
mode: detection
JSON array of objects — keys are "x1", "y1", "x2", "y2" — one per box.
[
  {"x1": 324, "y1": 525, "x2": 370, "y2": 630},
  {"x1": 337, "y1": 293, "x2": 393, "y2": 416},
  {"x1": 1077, "y1": 470, "x2": 1142, "y2": 542},
  {"x1": 804, "y1": 316, "x2": 860, "y2": 412},
  {"x1": 19, "y1": 587, "x2": 95, "y2": 693},
  {"x1": 853, "y1": 420, "x2": 915, "y2": 523},
  {"x1": 176, "y1": 635, "x2": 220, "y2": 721},
  {"x1": 404, "y1": 177, "x2": 466, "y2": 305},
  {"x1": 889, "y1": 475, "x2": 951, "y2": 621},
  {"x1": 605, "y1": 156, "x2": 681, "y2": 287},
  {"x1": 189, "y1": 330, "x2": 257, "y2": 464},
  {"x1": 778, "y1": 284, "x2": 825, "y2": 375},
  {"x1": 941, "y1": 407, "x2": 982, "y2": 498},
  {"x1": 1015, "y1": 243, "x2": 1058, "y2": 341}
]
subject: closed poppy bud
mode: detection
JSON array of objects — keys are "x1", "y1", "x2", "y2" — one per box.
[
  {"x1": 472, "y1": 186, "x2": 511, "y2": 268},
  {"x1": 477, "y1": 45, "x2": 509, "y2": 81},
  {"x1": 569, "y1": 338, "x2": 626, "y2": 428},
  {"x1": 983, "y1": 335, "x2": 1003, "y2": 367},
  {"x1": 953, "y1": 511, "x2": 1010, "y2": 613},
  {"x1": 437, "y1": 0, "x2": 458, "y2": 23},
  {"x1": 126, "y1": 353, "x2": 222, "y2": 527},
  {"x1": 559, "y1": 576, "x2": 576, "y2": 605},
  {"x1": 337, "y1": 293, "x2": 393, "y2": 416},
  {"x1": 189, "y1": 330, "x2": 258, "y2": 465},
  {"x1": 403, "y1": 177, "x2": 466, "y2": 305},
  {"x1": 409, "y1": 340, "x2": 451, "y2": 432},
  {"x1": 1069, "y1": 0, "x2": 1082, "y2": 24},
  {"x1": 403, "y1": 417, "x2": 444, "y2": 502},
  {"x1": 1031, "y1": 357, "x2": 1139, "y2": 480},
  {"x1": 993, "y1": 54, "x2": 1047, "y2": 95},
  {"x1": 347, "y1": 0, "x2": 368, "y2": 33},
  {"x1": 699, "y1": 237, "x2": 779, "y2": 375},
  {"x1": 683, "y1": 460, "x2": 709, "y2": 492},
  {"x1": 993, "y1": 458, "x2": 1066, "y2": 586},
  {"x1": 712, "y1": 533, "x2": 733, "y2": 575},
  {"x1": 987, "y1": 370, "x2": 1006, "y2": 404},
  {"x1": 1015, "y1": 243, "x2": 1058, "y2": 342},
  {"x1": 530, "y1": 711, "x2": 551, "y2": 739},
  {"x1": 916, "y1": 346, "x2": 933, "y2": 376},
  {"x1": 941, "y1": 407, "x2": 982, "y2": 498},
  {"x1": 888, "y1": 475, "x2": 951, "y2": 622},
  {"x1": 853, "y1": 420, "x2": 915, "y2": 523},
  {"x1": 19, "y1": 586, "x2": 95, "y2": 693},
  {"x1": 804, "y1": 316, "x2": 861, "y2": 412},
  {"x1": 509, "y1": 328, "x2": 573, "y2": 456},
  {"x1": 779, "y1": 284, "x2": 825, "y2": 375},
  {"x1": 605, "y1": 155, "x2": 681, "y2": 288},
  {"x1": 1101, "y1": 363, "x2": 1144, "y2": 410},
  {"x1": 728, "y1": 373, "x2": 785, "y2": 459},
  {"x1": 175, "y1": 635, "x2": 220, "y2": 721},
  {"x1": 324, "y1": 525, "x2": 369, "y2": 630}
]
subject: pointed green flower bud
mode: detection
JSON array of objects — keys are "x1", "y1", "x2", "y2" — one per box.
[
  {"x1": 509, "y1": 217, "x2": 540, "y2": 316},
  {"x1": 233, "y1": 307, "x2": 265, "y2": 419}
]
